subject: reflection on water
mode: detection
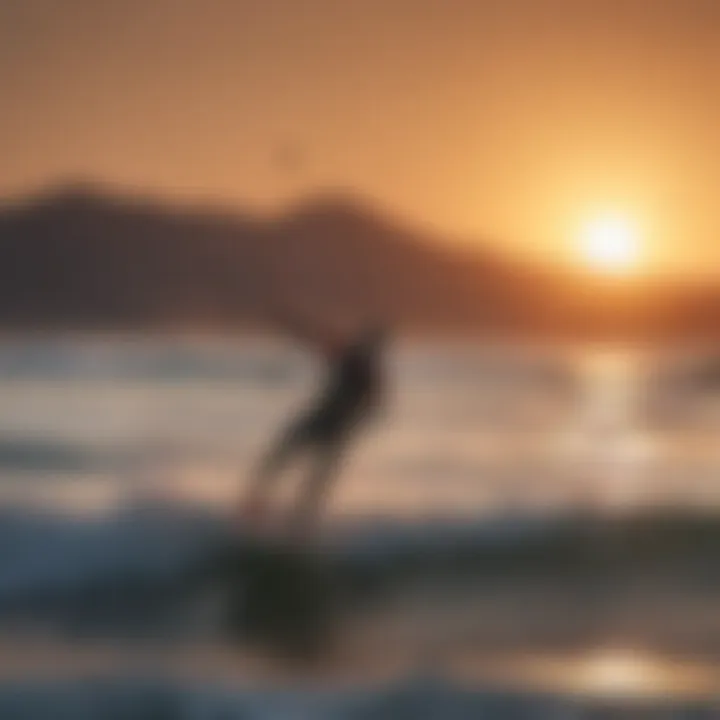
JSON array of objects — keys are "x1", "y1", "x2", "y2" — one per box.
[
  {"x1": 0, "y1": 637, "x2": 717, "y2": 702},
  {"x1": 556, "y1": 349, "x2": 656, "y2": 511},
  {"x1": 574, "y1": 648, "x2": 705, "y2": 698},
  {"x1": 460, "y1": 647, "x2": 720, "y2": 700},
  {"x1": 1, "y1": 641, "x2": 716, "y2": 702}
]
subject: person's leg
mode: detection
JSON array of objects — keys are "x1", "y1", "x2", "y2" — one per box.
[
  {"x1": 240, "y1": 419, "x2": 308, "y2": 521},
  {"x1": 287, "y1": 438, "x2": 346, "y2": 541}
]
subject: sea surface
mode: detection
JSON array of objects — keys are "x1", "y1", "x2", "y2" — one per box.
[{"x1": 1, "y1": 334, "x2": 720, "y2": 717}]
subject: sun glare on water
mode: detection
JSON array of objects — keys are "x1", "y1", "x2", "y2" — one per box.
[{"x1": 579, "y1": 214, "x2": 641, "y2": 274}]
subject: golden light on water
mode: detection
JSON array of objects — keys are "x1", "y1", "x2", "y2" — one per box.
[
  {"x1": 579, "y1": 214, "x2": 641, "y2": 274},
  {"x1": 578, "y1": 649, "x2": 660, "y2": 697},
  {"x1": 524, "y1": 649, "x2": 664, "y2": 698},
  {"x1": 479, "y1": 648, "x2": 720, "y2": 700},
  {"x1": 569, "y1": 647, "x2": 719, "y2": 699},
  {"x1": 455, "y1": 646, "x2": 720, "y2": 701}
]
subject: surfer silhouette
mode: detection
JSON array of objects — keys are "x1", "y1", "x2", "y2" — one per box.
[{"x1": 241, "y1": 308, "x2": 388, "y2": 539}]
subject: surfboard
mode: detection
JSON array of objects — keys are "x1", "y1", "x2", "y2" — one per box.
[{"x1": 218, "y1": 524, "x2": 340, "y2": 662}]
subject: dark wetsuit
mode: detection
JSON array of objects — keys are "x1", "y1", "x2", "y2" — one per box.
[
  {"x1": 247, "y1": 334, "x2": 384, "y2": 534},
  {"x1": 296, "y1": 340, "x2": 381, "y2": 444}
]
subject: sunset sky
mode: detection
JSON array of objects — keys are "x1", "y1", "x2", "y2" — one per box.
[{"x1": 1, "y1": 0, "x2": 719, "y2": 275}]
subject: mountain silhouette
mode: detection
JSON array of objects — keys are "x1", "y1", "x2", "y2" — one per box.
[{"x1": 0, "y1": 183, "x2": 547, "y2": 334}]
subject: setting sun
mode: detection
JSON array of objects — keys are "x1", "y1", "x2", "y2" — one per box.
[{"x1": 579, "y1": 215, "x2": 641, "y2": 274}]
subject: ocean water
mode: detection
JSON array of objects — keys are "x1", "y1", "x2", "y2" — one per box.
[{"x1": 1, "y1": 335, "x2": 720, "y2": 717}]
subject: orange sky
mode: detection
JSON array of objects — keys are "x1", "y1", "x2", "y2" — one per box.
[{"x1": 1, "y1": 0, "x2": 719, "y2": 275}]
